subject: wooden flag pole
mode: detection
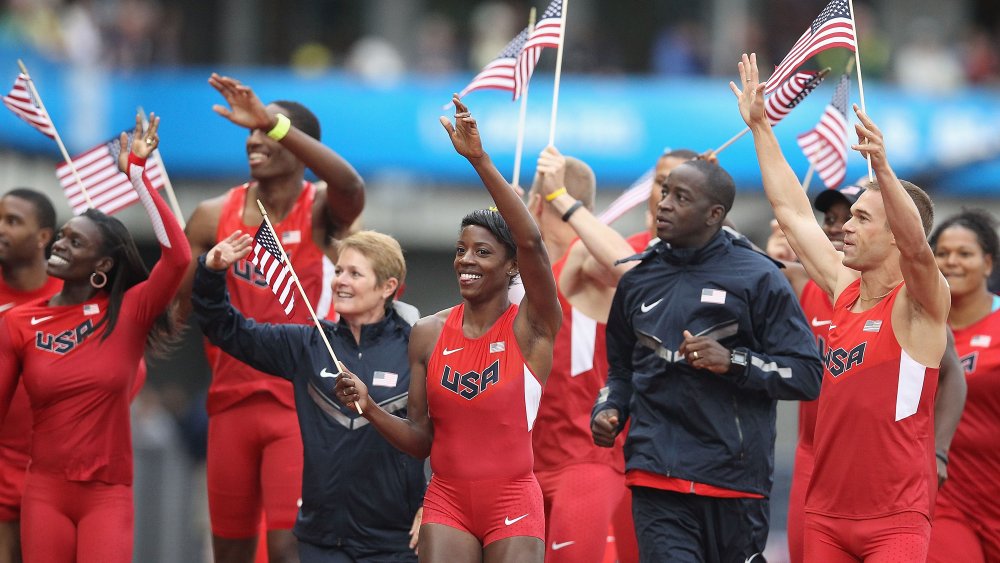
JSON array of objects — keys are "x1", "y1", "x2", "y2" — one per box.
[
  {"x1": 511, "y1": 7, "x2": 537, "y2": 191},
  {"x1": 847, "y1": 0, "x2": 872, "y2": 181},
  {"x1": 17, "y1": 60, "x2": 94, "y2": 210},
  {"x1": 138, "y1": 106, "x2": 185, "y2": 229},
  {"x1": 256, "y1": 200, "x2": 361, "y2": 414},
  {"x1": 801, "y1": 161, "x2": 816, "y2": 191},
  {"x1": 546, "y1": 0, "x2": 569, "y2": 147}
]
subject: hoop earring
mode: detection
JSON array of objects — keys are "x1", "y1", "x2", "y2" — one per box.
[{"x1": 90, "y1": 271, "x2": 108, "y2": 289}]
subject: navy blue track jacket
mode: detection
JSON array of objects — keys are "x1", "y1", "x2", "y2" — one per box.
[
  {"x1": 592, "y1": 230, "x2": 822, "y2": 496},
  {"x1": 192, "y1": 257, "x2": 424, "y2": 554}
]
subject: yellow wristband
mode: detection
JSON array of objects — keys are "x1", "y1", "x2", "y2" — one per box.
[
  {"x1": 545, "y1": 187, "x2": 567, "y2": 202},
  {"x1": 266, "y1": 113, "x2": 291, "y2": 141}
]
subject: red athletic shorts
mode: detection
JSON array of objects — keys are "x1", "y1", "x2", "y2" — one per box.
[
  {"x1": 207, "y1": 393, "x2": 303, "y2": 538},
  {"x1": 927, "y1": 490, "x2": 999, "y2": 563},
  {"x1": 20, "y1": 470, "x2": 133, "y2": 563},
  {"x1": 804, "y1": 511, "x2": 930, "y2": 562},
  {"x1": 422, "y1": 473, "x2": 544, "y2": 547},
  {"x1": 0, "y1": 447, "x2": 28, "y2": 522},
  {"x1": 535, "y1": 462, "x2": 628, "y2": 562}
]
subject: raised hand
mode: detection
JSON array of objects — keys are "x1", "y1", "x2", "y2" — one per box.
[
  {"x1": 439, "y1": 95, "x2": 485, "y2": 161},
  {"x1": 535, "y1": 145, "x2": 567, "y2": 199},
  {"x1": 118, "y1": 112, "x2": 159, "y2": 173},
  {"x1": 730, "y1": 52, "x2": 768, "y2": 128},
  {"x1": 205, "y1": 230, "x2": 253, "y2": 271},
  {"x1": 209, "y1": 73, "x2": 274, "y2": 131},
  {"x1": 851, "y1": 104, "x2": 889, "y2": 170}
]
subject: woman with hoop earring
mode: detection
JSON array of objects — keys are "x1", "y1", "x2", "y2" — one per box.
[{"x1": 0, "y1": 113, "x2": 190, "y2": 562}]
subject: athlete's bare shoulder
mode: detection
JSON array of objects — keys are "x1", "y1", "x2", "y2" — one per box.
[
  {"x1": 409, "y1": 308, "x2": 452, "y2": 362},
  {"x1": 186, "y1": 194, "x2": 228, "y2": 249}
]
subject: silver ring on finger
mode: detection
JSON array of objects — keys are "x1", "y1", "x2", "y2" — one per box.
[{"x1": 692, "y1": 351, "x2": 699, "y2": 360}]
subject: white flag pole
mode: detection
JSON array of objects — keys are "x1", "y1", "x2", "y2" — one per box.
[
  {"x1": 801, "y1": 161, "x2": 816, "y2": 191},
  {"x1": 846, "y1": 0, "x2": 872, "y2": 181},
  {"x1": 17, "y1": 60, "x2": 93, "y2": 210},
  {"x1": 256, "y1": 200, "x2": 360, "y2": 414},
  {"x1": 138, "y1": 106, "x2": 185, "y2": 229},
  {"x1": 546, "y1": 0, "x2": 569, "y2": 147},
  {"x1": 511, "y1": 7, "x2": 537, "y2": 191}
]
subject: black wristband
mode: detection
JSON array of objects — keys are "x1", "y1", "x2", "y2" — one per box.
[
  {"x1": 935, "y1": 450, "x2": 949, "y2": 466},
  {"x1": 561, "y1": 200, "x2": 583, "y2": 222}
]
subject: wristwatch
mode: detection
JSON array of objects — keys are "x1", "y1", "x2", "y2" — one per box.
[{"x1": 729, "y1": 348, "x2": 750, "y2": 375}]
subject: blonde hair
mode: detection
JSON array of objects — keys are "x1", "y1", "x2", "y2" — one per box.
[{"x1": 338, "y1": 231, "x2": 406, "y2": 302}]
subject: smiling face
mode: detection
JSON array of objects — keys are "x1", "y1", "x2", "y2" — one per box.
[
  {"x1": 934, "y1": 225, "x2": 992, "y2": 300},
  {"x1": 246, "y1": 104, "x2": 302, "y2": 180},
  {"x1": 454, "y1": 225, "x2": 515, "y2": 302},
  {"x1": 655, "y1": 164, "x2": 722, "y2": 249},
  {"x1": 841, "y1": 190, "x2": 893, "y2": 270},
  {"x1": 47, "y1": 216, "x2": 111, "y2": 282},
  {"x1": 333, "y1": 247, "x2": 396, "y2": 322},
  {"x1": 0, "y1": 195, "x2": 47, "y2": 266},
  {"x1": 822, "y1": 200, "x2": 852, "y2": 251}
]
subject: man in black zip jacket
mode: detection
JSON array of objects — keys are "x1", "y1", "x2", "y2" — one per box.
[{"x1": 591, "y1": 159, "x2": 822, "y2": 563}]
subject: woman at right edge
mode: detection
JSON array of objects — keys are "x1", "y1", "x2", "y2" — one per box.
[{"x1": 336, "y1": 95, "x2": 561, "y2": 563}]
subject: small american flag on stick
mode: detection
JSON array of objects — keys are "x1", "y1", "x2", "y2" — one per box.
[
  {"x1": 251, "y1": 221, "x2": 296, "y2": 318},
  {"x1": 765, "y1": 0, "x2": 856, "y2": 95},
  {"x1": 764, "y1": 70, "x2": 828, "y2": 125},
  {"x1": 55, "y1": 135, "x2": 166, "y2": 215},
  {"x1": 455, "y1": 27, "x2": 531, "y2": 100},
  {"x1": 514, "y1": 0, "x2": 563, "y2": 100},
  {"x1": 3, "y1": 73, "x2": 56, "y2": 139},
  {"x1": 797, "y1": 74, "x2": 851, "y2": 189}
]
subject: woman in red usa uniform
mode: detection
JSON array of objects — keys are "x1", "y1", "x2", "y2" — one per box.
[
  {"x1": 336, "y1": 95, "x2": 561, "y2": 563},
  {"x1": 928, "y1": 210, "x2": 1000, "y2": 563},
  {"x1": 0, "y1": 114, "x2": 190, "y2": 562}
]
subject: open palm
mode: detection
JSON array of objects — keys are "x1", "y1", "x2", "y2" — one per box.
[{"x1": 440, "y1": 95, "x2": 485, "y2": 160}]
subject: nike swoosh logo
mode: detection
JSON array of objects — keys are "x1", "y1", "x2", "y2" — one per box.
[
  {"x1": 30, "y1": 315, "x2": 54, "y2": 326},
  {"x1": 811, "y1": 317, "x2": 832, "y2": 327},
  {"x1": 319, "y1": 368, "x2": 338, "y2": 378},
  {"x1": 640, "y1": 298, "x2": 663, "y2": 313},
  {"x1": 504, "y1": 514, "x2": 528, "y2": 526},
  {"x1": 442, "y1": 347, "x2": 463, "y2": 356},
  {"x1": 551, "y1": 541, "x2": 575, "y2": 550}
]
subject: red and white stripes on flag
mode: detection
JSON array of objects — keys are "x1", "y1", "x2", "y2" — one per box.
[
  {"x1": 797, "y1": 74, "x2": 851, "y2": 189},
  {"x1": 514, "y1": 0, "x2": 563, "y2": 100},
  {"x1": 764, "y1": 71, "x2": 826, "y2": 125},
  {"x1": 251, "y1": 221, "x2": 296, "y2": 318},
  {"x1": 3, "y1": 73, "x2": 56, "y2": 139},
  {"x1": 598, "y1": 168, "x2": 654, "y2": 225},
  {"x1": 55, "y1": 137, "x2": 165, "y2": 215},
  {"x1": 764, "y1": 0, "x2": 856, "y2": 95},
  {"x1": 456, "y1": 27, "x2": 531, "y2": 99}
]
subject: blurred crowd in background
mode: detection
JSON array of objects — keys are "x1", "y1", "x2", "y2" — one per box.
[{"x1": 1, "y1": 0, "x2": 998, "y2": 90}]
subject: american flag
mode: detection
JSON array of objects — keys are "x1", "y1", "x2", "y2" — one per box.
[
  {"x1": 3, "y1": 73, "x2": 56, "y2": 139},
  {"x1": 251, "y1": 221, "x2": 297, "y2": 318},
  {"x1": 55, "y1": 135, "x2": 166, "y2": 215},
  {"x1": 797, "y1": 74, "x2": 851, "y2": 189},
  {"x1": 456, "y1": 27, "x2": 530, "y2": 99},
  {"x1": 764, "y1": 0, "x2": 856, "y2": 95},
  {"x1": 514, "y1": 0, "x2": 564, "y2": 100},
  {"x1": 597, "y1": 168, "x2": 654, "y2": 224},
  {"x1": 764, "y1": 70, "x2": 826, "y2": 125}
]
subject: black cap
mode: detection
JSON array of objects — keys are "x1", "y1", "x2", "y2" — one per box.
[{"x1": 814, "y1": 184, "x2": 864, "y2": 213}]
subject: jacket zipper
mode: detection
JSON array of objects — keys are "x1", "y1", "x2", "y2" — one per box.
[{"x1": 733, "y1": 396, "x2": 745, "y2": 461}]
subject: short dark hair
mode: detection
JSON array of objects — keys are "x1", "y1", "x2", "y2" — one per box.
[
  {"x1": 272, "y1": 100, "x2": 321, "y2": 141},
  {"x1": 4, "y1": 188, "x2": 56, "y2": 231},
  {"x1": 930, "y1": 209, "x2": 999, "y2": 261},
  {"x1": 681, "y1": 160, "x2": 735, "y2": 214},
  {"x1": 461, "y1": 208, "x2": 516, "y2": 260},
  {"x1": 865, "y1": 179, "x2": 934, "y2": 236}
]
